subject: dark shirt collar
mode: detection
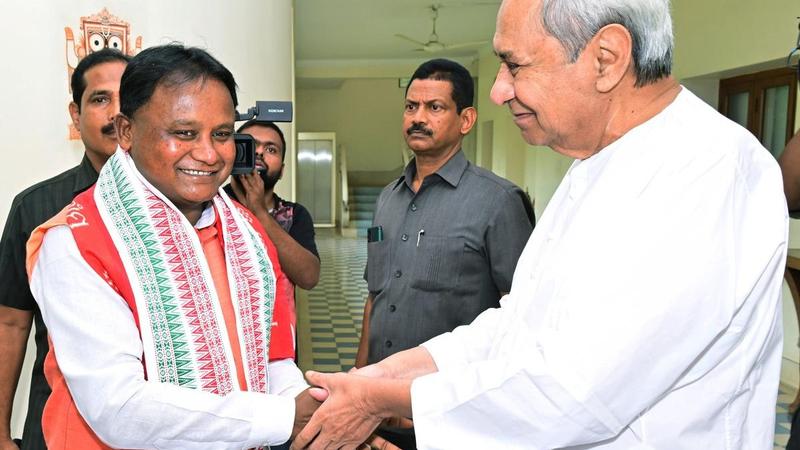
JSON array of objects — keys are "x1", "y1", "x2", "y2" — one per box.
[
  {"x1": 396, "y1": 149, "x2": 468, "y2": 190},
  {"x1": 74, "y1": 154, "x2": 100, "y2": 196}
]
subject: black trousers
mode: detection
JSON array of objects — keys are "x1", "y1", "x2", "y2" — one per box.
[
  {"x1": 788, "y1": 408, "x2": 800, "y2": 450},
  {"x1": 375, "y1": 426, "x2": 417, "y2": 450}
]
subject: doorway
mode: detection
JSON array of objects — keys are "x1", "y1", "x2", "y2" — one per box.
[{"x1": 297, "y1": 132, "x2": 336, "y2": 227}]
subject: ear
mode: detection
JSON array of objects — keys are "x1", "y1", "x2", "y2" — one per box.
[
  {"x1": 69, "y1": 102, "x2": 81, "y2": 131},
  {"x1": 459, "y1": 106, "x2": 478, "y2": 135},
  {"x1": 590, "y1": 24, "x2": 633, "y2": 93},
  {"x1": 114, "y1": 114, "x2": 133, "y2": 151}
]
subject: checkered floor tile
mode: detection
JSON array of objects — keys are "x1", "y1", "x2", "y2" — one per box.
[
  {"x1": 297, "y1": 229, "x2": 368, "y2": 373},
  {"x1": 296, "y1": 230, "x2": 797, "y2": 447}
]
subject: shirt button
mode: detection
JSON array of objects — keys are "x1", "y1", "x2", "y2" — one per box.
[
  {"x1": 401, "y1": 234, "x2": 408, "y2": 241},
  {"x1": 385, "y1": 340, "x2": 393, "y2": 348},
  {"x1": 389, "y1": 304, "x2": 397, "y2": 312},
  {"x1": 410, "y1": 203, "x2": 417, "y2": 211},
  {"x1": 394, "y1": 270, "x2": 402, "y2": 278}
]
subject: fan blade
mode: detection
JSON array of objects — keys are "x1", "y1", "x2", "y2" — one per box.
[
  {"x1": 443, "y1": 40, "x2": 490, "y2": 50},
  {"x1": 415, "y1": 41, "x2": 444, "y2": 52},
  {"x1": 395, "y1": 34, "x2": 428, "y2": 47}
]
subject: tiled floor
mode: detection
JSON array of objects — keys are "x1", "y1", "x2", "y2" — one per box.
[
  {"x1": 297, "y1": 229, "x2": 368, "y2": 373},
  {"x1": 298, "y1": 229, "x2": 796, "y2": 448}
]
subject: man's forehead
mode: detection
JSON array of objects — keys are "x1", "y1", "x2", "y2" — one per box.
[
  {"x1": 81, "y1": 61, "x2": 125, "y2": 103},
  {"x1": 405, "y1": 79, "x2": 454, "y2": 102},
  {"x1": 244, "y1": 124, "x2": 281, "y2": 138},
  {"x1": 494, "y1": 0, "x2": 547, "y2": 58},
  {"x1": 244, "y1": 125, "x2": 284, "y2": 148},
  {"x1": 84, "y1": 61, "x2": 126, "y2": 82},
  {"x1": 498, "y1": 0, "x2": 538, "y2": 20}
]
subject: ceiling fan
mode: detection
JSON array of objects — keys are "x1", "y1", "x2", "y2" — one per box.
[{"x1": 395, "y1": 4, "x2": 490, "y2": 53}]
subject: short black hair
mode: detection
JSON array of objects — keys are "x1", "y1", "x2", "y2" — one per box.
[
  {"x1": 406, "y1": 58, "x2": 474, "y2": 113},
  {"x1": 71, "y1": 49, "x2": 130, "y2": 111},
  {"x1": 120, "y1": 44, "x2": 238, "y2": 119},
  {"x1": 237, "y1": 120, "x2": 287, "y2": 163}
]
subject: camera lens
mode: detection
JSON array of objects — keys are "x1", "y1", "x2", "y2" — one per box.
[{"x1": 235, "y1": 143, "x2": 246, "y2": 163}]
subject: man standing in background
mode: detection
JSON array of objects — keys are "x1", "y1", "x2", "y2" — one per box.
[
  {"x1": 0, "y1": 49, "x2": 129, "y2": 450},
  {"x1": 354, "y1": 58, "x2": 534, "y2": 449},
  {"x1": 226, "y1": 120, "x2": 320, "y2": 357}
]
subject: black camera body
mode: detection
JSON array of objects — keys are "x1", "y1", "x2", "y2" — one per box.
[{"x1": 232, "y1": 101, "x2": 293, "y2": 175}]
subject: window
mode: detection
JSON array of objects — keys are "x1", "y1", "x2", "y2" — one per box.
[{"x1": 719, "y1": 67, "x2": 797, "y2": 158}]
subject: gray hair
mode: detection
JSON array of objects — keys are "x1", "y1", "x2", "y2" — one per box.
[{"x1": 540, "y1": 0, "x2": 673, "y2": 87}]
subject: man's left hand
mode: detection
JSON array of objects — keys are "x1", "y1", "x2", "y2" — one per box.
[{"x1": 291, "y1": 371, "x2": 383, "y2": 450}]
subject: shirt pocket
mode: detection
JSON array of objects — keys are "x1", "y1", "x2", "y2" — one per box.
[
  {"x1": 410, "y1": 235, "x2": 463, "y2": 292},
  {"x1": 366, "y1": 239, "x2": 390, "y2": 293}
]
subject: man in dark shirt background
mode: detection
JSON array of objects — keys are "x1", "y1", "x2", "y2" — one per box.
[
  {"x1": 0, "y1": 49, "x2": 129, "y2": 450},
  {"x1": 354, "y1": 58, "x2": 534, "y2": 449},
  {"x1": 225, "y1": 120, "x2": 320, "y2": 358}
]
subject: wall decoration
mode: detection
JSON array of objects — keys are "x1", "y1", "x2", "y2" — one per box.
[{"x1": 65, "y1": 8, "x2": 142, "y2": 139}]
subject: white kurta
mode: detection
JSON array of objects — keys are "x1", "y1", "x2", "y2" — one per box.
[
  {"x1": 411, "y1": 88, "x2": 788, "y2": 449},
  {"x1": 30, "y1": 207, "x2": 308, "y2": 450}
]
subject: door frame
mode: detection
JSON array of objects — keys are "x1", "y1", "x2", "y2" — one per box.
[{"x1": 718, "y1": 67, "x2": 797, "y2": 151}]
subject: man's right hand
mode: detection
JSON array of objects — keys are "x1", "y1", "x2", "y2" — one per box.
[
  {"x1": 230, "y1": 171, "x2": 270, "y2": 217},
  {"x1": 291, "y1": 388, "x2": 322, "y2": 440}
]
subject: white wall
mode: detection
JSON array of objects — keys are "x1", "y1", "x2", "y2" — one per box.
[
  {"x1": 0, "y1": 0, "x2": 295, "y2": 438},
  {"x1": 297, "y1": 77, "x2": 479, "y2": 177},
  {"x1": 474, "y1": 46, "x2": 572, "y2": 219},
  {"x1": 295, "y1": 57, "x2": 479, "y2": 179},
  {"x1": 297, "y1": 79, "x2": 407, "y2": 173}
]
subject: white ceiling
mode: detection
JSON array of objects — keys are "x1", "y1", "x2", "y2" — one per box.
[{"x1": 294, "y1": 0, "x2": 501, "y2": 63}]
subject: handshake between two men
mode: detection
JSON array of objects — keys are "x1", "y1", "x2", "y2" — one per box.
[{"x1": 290, "y1": 346, "x2": 437, "y2": 450}]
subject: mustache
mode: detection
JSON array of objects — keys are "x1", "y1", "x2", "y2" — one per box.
[
  {"x1": 101, "y1": 122, "x2": 116, "y2": 136},
  {"x1": 406, "y1": 123, "x2": 433, "y2": 137}
]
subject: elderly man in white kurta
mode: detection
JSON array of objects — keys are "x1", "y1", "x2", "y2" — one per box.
[{"x1": 290, "y1": 0, "x2": 789, "y2": 449}]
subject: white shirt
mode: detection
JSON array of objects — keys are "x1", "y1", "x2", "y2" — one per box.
[
  {"x1": 410, "y1": 89, "x2": 788, "y2": 449},
  {"x1": 30, "y1": 206, "x2": 308, "y2": 450}
]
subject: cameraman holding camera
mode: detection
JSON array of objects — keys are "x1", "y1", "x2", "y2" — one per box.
[{"x1": 226, "y1": 120, "x2": 320, "y2": 355}]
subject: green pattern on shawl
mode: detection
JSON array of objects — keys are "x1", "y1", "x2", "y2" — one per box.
[{"x1": 99, "y1": 155, "x2": 196, "y2": 387}]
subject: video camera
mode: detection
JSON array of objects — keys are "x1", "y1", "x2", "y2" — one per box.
[{"x1": 233, "y1": 101, "x2": 293, "y2": 175}]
